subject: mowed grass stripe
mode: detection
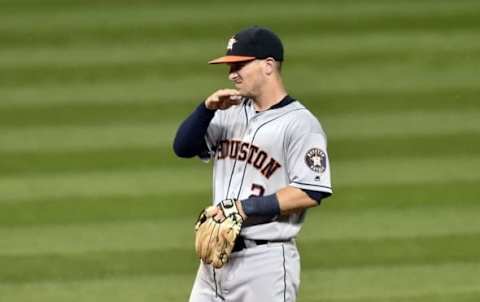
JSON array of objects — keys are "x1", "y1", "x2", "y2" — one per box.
[
  {"x1": 0, "y1": 146, "x2": 189, "y2": 176},
  {"x1": 1, "y1": 60, "x2": 222, "y2": 86},
  {"x1": 310, "y1": 292, "x2": 480, "y2": 302},
  {"x1": 1, "y1": 85, "x2": 477, "y2": 113},
  {"x1": 328, "y1": 181, "x2": 480, "y2": 210},
  {"x1": 1, "y1": 156, "x2": 479, "y2": 202},
  {"x1": 0, "y1": 167, "x2": 211, "y2": 203},
  {"x1": 0, "y1": 220, "x2": 197, "y2": 256},
  {"x1": 335, "y1": 156, "x2": 480, "y2": 186},
  {"x1": 312, "y1": 292, "x2": 480, "y2": 302},
  {"x1": 2, "y1": 62, "x2": 478, "y2": 117},
  {"x1": 0, "y1": 248, "x2": 197, "y2": 283},
  {"x1": 3, "y1": 44, "x2": 478, "y2": 86},
  {"x1": 0, "y1": 102, "x2": 199, "y2": 127},
  {"x1": 330, "y1": 131, "x2": 479, "y2": 161},
  {"x1": 301, "y1": 202, "x2": 480, "y2": 241},
  {"x1": 2, "y1": 201, "x2": 480, "y2": 255},
  {"x1": 2, "y1": 47, "x2": 477, "y2": 87},
  {"x1": 0, "y1": 263, "x2": 479, "y2": 302},
  {"x1": 322, "y1": 110, "x2": 480, "y2": 139},
  {"x1": 1, "y1": 180, "x2": 479, "y2": 227},
  {"x1": 3, "y1": 30, "x2": 479, "y2": 69},
  {"x1": 1, "y1": 233, "x2": 480, "y2": 283},
  {"x1": 1, "y1": 91, "x2": 479, "y2": 127},
  {"x1": 2, "y1": 0, "x2": 478, "y2": 9},
  {"x1": 0, "y1": 76, "x2": 225, "y2": 108},
  {"x1": 3, "y1": 0, "x2": 480, "y2": 30},
  {"x1": 1, "y1": 110, "x2": 479, "y2": 152},
  {"x1": 300, "y1": 262, "x2": 480, "y2": 302},
  {"x1": 288, "y1": 56, "x2": 479, "y2": 94},
  {"x1": 0, "y1": 122, "x2": 178, "y2": 152},
  {"x1": 1, "y1": 132, "x2": 478, "y2": 176},
  {"x1": 298, "y1": 234, "x2": 480, "y2": 269},
  {"x1": 2, "y1": 67, "x2": 477, "y2": 107},
  {"x1": 0, "y1": 192, "x2": 209, "y2": 226},
  {"x1": 0, "y1": 274, "x2": 194, "y2": 302},
  {"x1": 1, "y1": 1, "x2": 479, "y2": 47}
]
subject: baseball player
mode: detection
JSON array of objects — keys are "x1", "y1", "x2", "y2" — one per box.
[{"x1": 173, "y1": 26, "x2": 333, "y2": 302}]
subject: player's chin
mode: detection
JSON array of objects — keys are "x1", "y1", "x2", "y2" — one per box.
[{"x1": 234, "y1": 85, "x2": 248, "y2": 97}]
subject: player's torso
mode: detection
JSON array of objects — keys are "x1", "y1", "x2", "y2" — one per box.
[{"x1": 212, "y1": 100, "x2": 302, "y2": 203}]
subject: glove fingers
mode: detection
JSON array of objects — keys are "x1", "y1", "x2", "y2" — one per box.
[
  {"x1": 204, "y1": 206, "x2": 218, "y2": 218},
  {"x1": 211, "y1": 236, "x2": 229, "y2": 268},
  {"x1": 195, "y1": 218, "x2": 215, "y2": 259},
  {"x1": 212, "y1": 217, "x2": 240, "y2": 268},
  {"x1": 202, "y1": 219, "x2": 219, "y2": 264},
  {"x1": 194, "y1": 200, "x2": 244, "y2": 269}
]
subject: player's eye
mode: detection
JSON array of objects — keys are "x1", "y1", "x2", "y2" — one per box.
[
  {"x1": 229, "y1": 61, "x2": 252, "y2": 73},
  {"x1": 229, "y1": 63, "x2": 243, "y2": 73}
]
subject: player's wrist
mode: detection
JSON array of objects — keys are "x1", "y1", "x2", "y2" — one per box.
[
  {"x1": 234, "y1": 199, "x2": 247, "y2": 220},
  {"x1": 240, "y1": 194, "x2": 280, "y2": 218}
]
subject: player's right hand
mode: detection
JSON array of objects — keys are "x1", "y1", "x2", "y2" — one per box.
[{"x1": 205, "y1": 89, "x2": 242, "y2": 110}]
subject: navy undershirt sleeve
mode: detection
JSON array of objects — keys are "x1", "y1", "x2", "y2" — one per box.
[
  {"x1": 302, "y1": 189, "x2": 330, "y2": 205},
  {"x1": 241, "y1": 189, "x2": 329, "y2": 218},
  {"x1": 173, "y1": 102, "x2": 216, "y2": 158},
  {"x1": 241, "y1": 194, "x2": 280, "y2": 218}
]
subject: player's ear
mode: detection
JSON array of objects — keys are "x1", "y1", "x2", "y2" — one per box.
[{"x1": 263, "y1": 58, "x2": 276, "y2": 76}]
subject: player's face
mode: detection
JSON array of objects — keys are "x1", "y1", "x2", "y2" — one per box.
[{"x1": 228, "y1": 60, "x2": 264, "y2": 98}]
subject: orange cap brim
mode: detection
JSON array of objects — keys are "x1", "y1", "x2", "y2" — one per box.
[{"x1": 208, "y1": 55, "x2": 256, "y2": 64}]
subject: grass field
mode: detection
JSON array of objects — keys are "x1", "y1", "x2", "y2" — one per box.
[{"x1": 1, "y1": 0, "x2": 480, "y2": 301}]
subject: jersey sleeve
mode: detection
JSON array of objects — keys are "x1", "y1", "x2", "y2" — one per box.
[
  {"x1": 285, "y1": 115, "x2": 333, "y2": 194},
  {"x1": 200, "y1": 110, "x2": 224, "y2": 160}
]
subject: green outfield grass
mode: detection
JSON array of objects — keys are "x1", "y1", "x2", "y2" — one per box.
[{"x1": 1, "y1": 0, "x2": 480, "y2": 301}]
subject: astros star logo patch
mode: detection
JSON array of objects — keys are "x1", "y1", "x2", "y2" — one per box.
[{"x1": 305, "y1": 148, "x2": 327, "y2": 173}]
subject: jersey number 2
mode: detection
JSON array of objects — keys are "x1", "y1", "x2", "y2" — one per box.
[{"x1": 250, "y1": 183, "x2": 265, "y2": 197}]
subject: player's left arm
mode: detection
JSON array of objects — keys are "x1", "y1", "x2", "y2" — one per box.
[
  {"x1": 236, "y1": 112, "x2": 333, "y2": 221},
  {"x1": 276, "y1": 186, "x2": 323, "y2": 215},
  {"x1": 232, "y1": 186, "x2": 329, "y2": 221}
]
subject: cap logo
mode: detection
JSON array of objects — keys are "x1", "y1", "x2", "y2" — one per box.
[{"x1": 227, "y1": 37, "x2": 236, "y2": 50}]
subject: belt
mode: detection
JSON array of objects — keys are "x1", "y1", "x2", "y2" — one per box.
[{"x1": 232, "y1": 236, "x2": 291, "y2": 253}]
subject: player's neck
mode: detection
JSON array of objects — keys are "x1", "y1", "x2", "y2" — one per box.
[{"x1": 253, "y1": 80, "x2": 287, "y2": 112}]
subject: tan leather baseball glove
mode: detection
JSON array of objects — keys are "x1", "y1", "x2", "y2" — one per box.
[{"x1": 194, "y1": 199, "x2": 244, "y2": 268}]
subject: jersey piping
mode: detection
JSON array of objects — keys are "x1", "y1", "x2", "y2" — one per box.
[
  {"x1": 224, "y1": 100, "x2": 250, "y2": 199},
  {"x1": 292, "y1": 181, "x2": 332, "y2": 190},
  {"x1": 235, "y1": 107, "x2": 307, "y2": 199}
]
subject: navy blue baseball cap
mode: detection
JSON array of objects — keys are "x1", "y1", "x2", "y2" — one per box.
[{"x1": 208, "y1": 26, "x2": 284, "y2": 64}]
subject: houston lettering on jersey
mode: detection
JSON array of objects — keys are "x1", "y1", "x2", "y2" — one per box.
[{"x1": 216, "y1": 139, "x2": 281, "y2": 179}]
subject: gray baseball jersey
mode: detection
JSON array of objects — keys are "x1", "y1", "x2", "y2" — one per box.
[
  {"x1": 203, "y1": 97, "x2": 332, "y2": 240},
  {"x1": 190, "y1": 96, "x2": 332, "y2": 302}
]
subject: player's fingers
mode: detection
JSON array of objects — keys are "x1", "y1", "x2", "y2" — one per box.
[
  {"x1": 223, "y1": 98, "x2": 241, "y2": 108},
  {"x1": 218, "y1": 99, "x2": 237, "y2": 110},
  {"x1": 226, "y1": 94, "x2": 243, "y2": 104},
  {"x1": 213, "y1": 211, "x2": 225, "y2": 222},
  {"x1": 229, "y1": 95, "x2": 242, "y2": 102},
  {"x1": 216, "y1": 89, "x2": 240, "y2": 99},
  {"x1": 205, "y1": 206, "x2": 219, "y2": 218},
  {"x1": 207, "y1": 89, "x2": 241, "y2": 110},
  {"x1": 205, "y1": 95, "x2": 218, "y2": 106},
  {"x1": 219, "y1": 89, "x2": 240, "y2": 95}
]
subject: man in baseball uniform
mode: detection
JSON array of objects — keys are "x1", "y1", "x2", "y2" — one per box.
[{"x1": 173, "y1": 26, "x2": 333, "y2": 302}]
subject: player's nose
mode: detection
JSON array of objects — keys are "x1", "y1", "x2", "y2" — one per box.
[{"x1": 228, "y1": 71, "x2": 239, "y2": 82}]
